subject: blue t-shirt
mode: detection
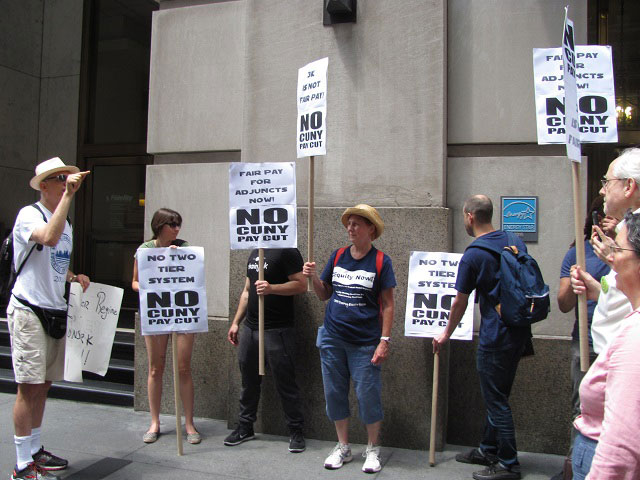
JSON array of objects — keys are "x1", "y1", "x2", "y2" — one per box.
[
  {"x1": 456, "y1": 230, "x2": 531, "y2": 351},
  {"x1": 560, "y1": 240, "x2": 610, "y2": 344},
  {"x1": 320, "y1": 246, "x2": 396, "y2": 345}
]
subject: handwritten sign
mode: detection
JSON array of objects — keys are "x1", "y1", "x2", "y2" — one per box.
[
  {"x1": 137, "y1": 246, "x2": 208, "y2": 335},
  {"x1": 297, "y1": 57, "x2": 328, "y2": 158},
  {"x1": 229, "y1": 162, "x2": 297, "y2": 249},
  {"x1": 64, "y1": 282, "x2": 123, "y2": 382},
  {"x1": 404, "y1": 251, "x2": 474, "y2": 340}
]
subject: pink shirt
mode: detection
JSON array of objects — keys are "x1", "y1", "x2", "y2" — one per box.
[{"x1": 574, "y1": 310, "x2": 640, "y2": 479}]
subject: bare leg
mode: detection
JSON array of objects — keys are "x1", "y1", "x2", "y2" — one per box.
[
  {"x1": 14, "y1": 383, "x2": 50, "y2": 437},
  {"x1": 176, "y1": 333, "x2": 197, "y2": 434},
  {"x1": 335, "y1": 418, "x2": 349, "y2": 444},
  {"x1": 145, "y1": 334, "x2": 169, "y2": 433},
  {"x1": 366, "y1": 420, "x2": 381, "y2": 445}
]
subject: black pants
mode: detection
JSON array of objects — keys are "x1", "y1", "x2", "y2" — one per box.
[{"x1": 237, "y1": 324, "x2": 304, "y2": 432}]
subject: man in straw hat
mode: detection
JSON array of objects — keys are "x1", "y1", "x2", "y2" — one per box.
[
  {"x1": 433, "y1": 195, "x2": 530, "y2": 480},
  {"x1": 7, "y1": 157, "x2": 90, "y2": 480}
]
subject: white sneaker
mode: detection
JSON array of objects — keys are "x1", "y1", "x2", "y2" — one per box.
[
  {"x1": 324, "y1": 443, "x2": 353, "y2": 469},
  {"x1": 362, "y1": 444, "x2": 381, "y2": 473}
]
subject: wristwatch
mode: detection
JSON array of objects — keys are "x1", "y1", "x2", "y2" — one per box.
[{"x1": 380, "y1": 336, "x2": 391, "y2": 343}]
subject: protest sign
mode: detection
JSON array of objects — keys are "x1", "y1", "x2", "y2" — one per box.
[
  {"x1": 229, "y1": 162, "x2": 297, "y2": 250},
  {"x1": 64, "y1": 282, "x2": 123, "y2": 383},
  {"x1": 137, "y1": 246, "x2": 208, "y2": 335},
  {"x1": 533, "y1": 46, "x2": 617, "y2": 145},
  {"x1": 404, "y1": 251, "x2": 474, "y2": 340},
  {"x1": 562, "y1": 9, "x2": 581, "y2": 162},
  {"x1": 297, "y1": 58, "x2": 328, "y2": 158}
]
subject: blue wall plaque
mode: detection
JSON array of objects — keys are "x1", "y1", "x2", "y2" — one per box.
[{"x1": 501, "y1": 196, "x2": 538, "y2": 242}]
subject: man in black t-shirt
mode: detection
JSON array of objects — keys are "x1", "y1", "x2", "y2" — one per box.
[{"x1": 225, "y1": 248, "x2": 307, "y2": 452}]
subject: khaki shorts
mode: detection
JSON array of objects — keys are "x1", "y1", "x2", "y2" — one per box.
[{"x1": 7, "y1": 306, "x2": 65, "y2": 383}]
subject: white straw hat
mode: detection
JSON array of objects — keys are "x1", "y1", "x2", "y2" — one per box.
[
  {"x1": 30, "y1": 157, "x2": 80, "y2": 191},
  {"x1": 341, "y1": 204, "x2": 385, "y2": 239}
]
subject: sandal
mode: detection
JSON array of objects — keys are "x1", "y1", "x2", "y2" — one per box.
[
  {"x1": 143, "y1": 430, "x2": 160, "y2": 443},
  {"x1": 187, "y1": 431, "x2": 202, "y2": 444}
]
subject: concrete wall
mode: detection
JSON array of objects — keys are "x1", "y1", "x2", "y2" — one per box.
[
  {"x1": 134, "y1": 162, "x2": 233, "y2": 419},
  {"x1": 0, "y1": 0, "x2": 82, "y2": 234},
  {"x1": 448, "y1": 0, "x2": 587, "y2": 144},
  {"x1": 243, "y1": 0, "x2": 447, "y2": 207},
  {"x1": 147, "y1": 1, "x2": 245, "y2": 154}
]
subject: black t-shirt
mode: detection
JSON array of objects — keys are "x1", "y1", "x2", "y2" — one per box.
[{"x1": 245, "y1": 248, "x2": 304, "y2": 330}]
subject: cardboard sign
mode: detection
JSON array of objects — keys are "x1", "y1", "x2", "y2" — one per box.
[
  {"x1": 404, "y1": 251, "x2": 474, "y2": 340},
  {"x1": 533, "y1": 45, "x2": 616, "y2": 145},
  {"x1": 137, "y1": 246, "x2": 208, "y2": 335},
  {"x1": 64, "y1": 282, "x2": 123, "y2": 382},
  {"x1": 562, "y1": 9, "x2": 581, "y2": 162},
  {"x1": 297, "y1": 57, "x2": 328, "y2": 158},
  {"x1": 229, "y1": 162, "x2": 297, "y2": 249}
]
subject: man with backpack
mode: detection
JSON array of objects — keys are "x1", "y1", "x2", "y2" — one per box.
[
  {"x1": 433, "y1": 195, "x2": 544, "y2": 480},
  {"x1": 6, "y1": 157, "x2": 90, "y2": 480}
]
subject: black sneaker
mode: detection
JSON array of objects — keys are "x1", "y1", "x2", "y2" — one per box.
[
  {"x1": 472, "y1": 463, "x2": 521, "y2": 480},
  {"x1": 456, "y1": 448, "x2": 496, "y2": 466},
  {"x1": 11, "y1": 462, "x2": 60, "y2": 479},
  {"x1": 288, "y1": 430, "x2": 306, "y2": 453},
  {"x1": 32, "y1": 446, "x2": 68, "y2": 471},
  {"x1": 223, "y1": 423, "x2": 255, "y2": 446}
]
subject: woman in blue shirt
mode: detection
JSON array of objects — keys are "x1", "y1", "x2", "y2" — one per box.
[{"x1": 303, "y1": 204, "x2": 396, "y2": 474}]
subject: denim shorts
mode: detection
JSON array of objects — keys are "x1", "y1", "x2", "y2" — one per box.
[
  {"x1": 572, "y1": 431, "x2": 597, "y2": 480},
  {"x1": 316, "y1": 326, "x2": 383, "y2": 425}
]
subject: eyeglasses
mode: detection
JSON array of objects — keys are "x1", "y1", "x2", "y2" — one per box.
[
  {"x1": 43, "y1": 174, "x2": 68, "y2": 183},
  {"x1": 165, "y1": 222, "x2": 181, "y2": 229},
  {"x1": 612, "y1": 244, "x2": 637, "y2": 254},
  {"x1": 600, "y1": 177, "x2": 625, "y2": 189}
]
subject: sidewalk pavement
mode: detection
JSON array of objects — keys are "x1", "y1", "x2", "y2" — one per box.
[{"x1": 0, "y1": 392, "x2": 563, "y2": 479}]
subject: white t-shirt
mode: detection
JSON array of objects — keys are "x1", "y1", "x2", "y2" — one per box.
[
  {"x1": 591, "y1": 269, "x2": 632, "y2": 354},
  {"x1": 9, "y1": 203, "x2": 73, "y2": 311}
]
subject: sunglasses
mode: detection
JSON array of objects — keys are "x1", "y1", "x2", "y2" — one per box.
[
  {"x1": 165, "y1": 222, "x2": 181, "y2": 228},
  {"x1": 43, "y1": 174, "x2": 68, "y2": 183}
]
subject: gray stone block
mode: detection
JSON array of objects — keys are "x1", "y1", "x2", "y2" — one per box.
[
  {"x1": 37, "y1": 75, "x2": 81, "y2": 165},
  {"x1": 0, "y1": 0, "x2": 43, "y2": 76},
  {"x1": 227, "y1": 206, "x2": 452, "y2": 450},
  {"x1": 447, "y1": 336, "x2": 573, "y2": 455},
  {"x1": 41, "y1": 0, "x2": 83, "y2": 77}
]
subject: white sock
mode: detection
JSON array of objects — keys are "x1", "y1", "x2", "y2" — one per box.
[
  {"x1": 30, "y1": 427, "x2": 42, "y2": 456},
  {"x1": 14, "y1": 435, "x2": 32, "y2": 470}
]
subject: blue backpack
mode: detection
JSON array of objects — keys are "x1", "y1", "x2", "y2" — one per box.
[{"x1": 469, "y1": 231, "x2": 550, "y2": 328}]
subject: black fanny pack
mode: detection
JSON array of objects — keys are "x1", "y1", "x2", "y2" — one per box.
[{"x1": 15, "y1": 296, "x2": 68, "y2": 339}]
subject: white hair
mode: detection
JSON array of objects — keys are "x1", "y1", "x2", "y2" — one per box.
[{"x1": 612, "y1": 148, "x2": 640, "y2": 186}]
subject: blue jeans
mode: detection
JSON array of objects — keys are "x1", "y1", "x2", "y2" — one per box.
[
  {"x1": 476, "y1": 343, "x2": 525, "y2": 468},
  {"x1": 572, "y1": 431, "x2": 597, "y2": 480},
  {"x1": 316, "y1": 327, "x2": 383, "y2": 424}
]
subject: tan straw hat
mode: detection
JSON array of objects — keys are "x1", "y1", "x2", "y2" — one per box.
[
  {"x1": 341, "y1": 204, "x2": 385, "y2": 239},
  {"x1": 30, "y1": 157, "x2": 80, "y2": 191}
]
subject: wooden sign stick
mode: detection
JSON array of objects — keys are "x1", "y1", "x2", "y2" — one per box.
[
  {"x1": 171, "y1": 332, "x2": 184, "y2": 456},
  {"x1": 571, "y1": 162, "x2": 589, "y2": 371},
  {"x1": 429, "y1": 350, "x2": 440, "y2": 466},
  {"x1": 308, "y1": 156, "x2": 315, "y2": 291},
  {"x1": 259, "y1": 248, "x2": 265, "y2": 375}
]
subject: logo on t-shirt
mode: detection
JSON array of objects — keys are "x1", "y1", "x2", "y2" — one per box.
[
  {"x1": 50, "y1": 233, "x2": 72, "y2": 274},
  {"x1": 332, "y1": 266, "x2": 375, "y2": 289},
  {"x1": 248, "y1": 256, "x2": 269, "y2": 271}
]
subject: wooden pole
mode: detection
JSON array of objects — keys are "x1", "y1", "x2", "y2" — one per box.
[
  {"x1": 259, "y1": 248, "x2": 265, "y2": 375},
  {"x1": 571, "y1": 162, "x2": 590, "y2": 372},
  {"x1": 429, "y1": 351, "x2": 440, "y2": 467},
  {"x1": 308, "y1": 156, "x2": 315, "y2": 291},
  {"x1": 171, "y1": 332, "x2": 183, "y2": 456}
]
